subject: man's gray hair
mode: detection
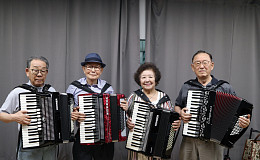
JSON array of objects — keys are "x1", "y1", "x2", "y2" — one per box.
[{"x1": 26, "y1": 56, "x2": 49, "y2": 69}]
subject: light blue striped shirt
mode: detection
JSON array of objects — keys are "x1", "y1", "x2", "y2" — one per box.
[{"x1": 66, "y1": 77, "x2": 114, "y2": 106}]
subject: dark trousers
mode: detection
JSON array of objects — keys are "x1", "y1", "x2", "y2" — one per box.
[{"x1": 73, "y1": 130, "x2": 114, "y2": 160}]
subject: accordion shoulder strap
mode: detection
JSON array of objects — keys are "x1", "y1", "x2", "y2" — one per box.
[
  {"x1": 15, "y1": 84, "x2": 37, "y2": 92},
  {"x1": 185, "y1": 79, "x2": 229, "y2": 90},
  {"x1": 134, "y1": 89, "x2": 151, "y2": 103},
  {"x1": 100, "y1": 83, "x2": 111, "y2": 94},
  {"x1": 184, "y1": 80, "x2": 203, "y2": 88},
  {"x1": 210, "y1": 80, "x2": 229, "y2": 90},
  {"x1": 71, "y1": 80, "x2": 111, "y2": 94},
  {"x1": 156, "y1": 94, "x2": 170, "y2": 108},
  {"x1": 15, "y1": 83, "x2": 51, "y2": 93},
  {"x1": 42, "y1": 84, "x2": 51, "y2": 92},
  {"x1": 134, "y1": 89, "x2": 170, "y2": 108},
  {"x1": 71, "y1": 81, "x2": 95, "y2": 93}
]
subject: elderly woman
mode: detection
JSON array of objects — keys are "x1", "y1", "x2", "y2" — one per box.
[{"x1": 121, "y1": 62, "x2": 181, "y2": 160}]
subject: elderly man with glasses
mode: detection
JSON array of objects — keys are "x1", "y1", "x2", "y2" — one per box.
[
  {"x1": 0, "y1": 56, "x2": 57, "y2": 160},
  {"x1": 66, "y1": 53, "x2": 115, "y2": 160},
  {"x1": 174, "y1": 50, "x2": 251, "y2": 160}
]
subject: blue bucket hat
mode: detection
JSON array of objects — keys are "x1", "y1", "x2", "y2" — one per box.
[{"x1": 81, "y1": 53, "x2": 106, "y2": 68}]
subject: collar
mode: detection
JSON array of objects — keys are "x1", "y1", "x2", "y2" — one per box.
[
  {"x1": 27, "y1": 81, "x2": 44, "y2": 92},
  {"x1": 194, "y1": 75, "x2": 219, "y2": 87},
  {"x1": 82, "y1": 78, "x2": 102, "y2": 89}
]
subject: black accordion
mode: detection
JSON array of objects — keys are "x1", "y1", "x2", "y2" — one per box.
[
  {"x1": 78, "y1": 93, "x2": 127, "y2": 144},
  {"x1": 126, "y1": 101, "x2": 180, "y2": 159},
  {"x1": 19, "y1": 92, "x2": 74, "y2": 149},
  {"x1": 183, "y1": 89, "x2": 253, "y2": 148}
]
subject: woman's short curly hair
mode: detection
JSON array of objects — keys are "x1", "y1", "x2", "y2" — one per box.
[{"x1": 134, "y1": 62, "x2": 161, "y2": 86}]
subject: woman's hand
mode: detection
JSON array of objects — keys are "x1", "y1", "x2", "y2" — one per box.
[{"x1": 127, "y1": 118, "x2": 135, "y2": 131}]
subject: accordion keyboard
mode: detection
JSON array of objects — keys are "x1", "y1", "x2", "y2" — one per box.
[
  {"x1": 20, "y1": 93, "x2": 43, "y2": 148},
  {"x1": 126, "y1": 101, "x2": 151, "y2": 151},
  {"x1": 79, "y1": 95, "x2": 100, "y2": 144},
  {"x1": 183, "y1": 90, "x2": 204, "y2": 137}
]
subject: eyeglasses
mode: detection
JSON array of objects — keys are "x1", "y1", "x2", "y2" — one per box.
[
  {"x1": 30, "y1": 69, "x2": 48, "y2": 75},
  {"x1": 193, "y1": 60, "x2": 211, "y2": 67},
  {"x1": 85, "y1": 65, "x2": 101, "y2": 71}
]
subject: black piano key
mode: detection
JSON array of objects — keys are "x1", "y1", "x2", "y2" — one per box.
[
  {"x1": 137, "y1": 114, "x2": 147, "y2": 119},
  {"x1": 133, "y1": 129, "x2": 145, "y2": 134},
  {"x1": 26, "y1": 133, "x2": 41, "y2": 136},
  {"x1": 84, "y1": 137, "x2": 99, "y2": 140},
  {"x1": 187, "y1": 132, "x2": 199, "y2": 135},
  {"x1": 137, "y1": 108, "x2": 149, "y2": 112},
  {"x1": 135, "y1": 120, "x2": 146, "y2": 125},
  {"x1": 28, "y1": 140, "x2": 40, "y2": 143}
]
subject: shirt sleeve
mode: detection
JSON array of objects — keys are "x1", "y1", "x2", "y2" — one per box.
[
  {"x1": 175, "y1": 84, "x2": 188, "y2": 108},
  {"x1": 0, "y1": 89, "x2": 21, "y2": 114},
  {"x1": 66, "y1": 84, "x2": 75, "y2": 94},
  {"x1": 217, "y1": 83, "x2": 236, "y2": 96},
  {"x1": 48, "y1": 87, "x2": 56, "y2": 92},
  {"x1": 175, "y1": 85, "x2": 185, "y2": 108},
  {"x1": 66, "y1": 84, "x2": 79, "y2": 106},
  {"x1": 126, "y1": 93, "x2": 136, "y2": 117}
]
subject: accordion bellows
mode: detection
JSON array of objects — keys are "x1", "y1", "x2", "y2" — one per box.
[{"x1": 183, "y1": 90, "x2": 253, "y2": 148}]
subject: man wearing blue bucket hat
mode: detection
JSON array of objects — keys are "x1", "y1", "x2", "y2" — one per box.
[{"x1": 66, "y1": 53, "x2": 114, "y2": 160}]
